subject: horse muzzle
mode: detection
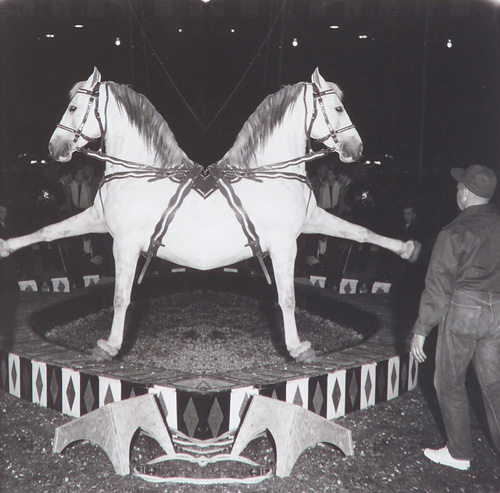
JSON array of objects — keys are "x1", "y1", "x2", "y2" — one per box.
[
  {"x1": 338, "y1": 139, "x2": 363, "y2": 163},
  {"x1": 48, "y1": 139, "x2": 74, "y2": 163}
]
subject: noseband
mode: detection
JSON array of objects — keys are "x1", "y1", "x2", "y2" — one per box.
[
  {"x1": 56, "y1": 82, "x2": 107, "y2": 151},
  {"x1": 306, "y1": 83, "x2": 356, "y2": 151}
]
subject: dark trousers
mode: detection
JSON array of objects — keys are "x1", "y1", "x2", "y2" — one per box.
[{"x1": 435, "y1": 289, "x2": 500, "y2": 459}]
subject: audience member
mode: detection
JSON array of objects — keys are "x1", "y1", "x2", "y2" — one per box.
[
  {"x1": 318, "y1": 166, "x2": 341, "y2": 213},
  {"x1": 391, "y1": 204, "x2": 426, "y2": 296},
  {"x1": 83, "y1": 163, "x2": 101, "y2": 200},
  {"x1": 51, "y1": 168, "x2": 74, "y2": 220},
  {"x1": 400, "y1": 205, "x2": 424, "y2": 242},
  {"x1": 70, "y1": 167, "x2": 93, "y2": 213},
  {"x1": 334, "y1": 167, "x2": 358, "y2": 220},
  {"x1": 309, "y1": 164, "x2": 328, "y2": 201}
]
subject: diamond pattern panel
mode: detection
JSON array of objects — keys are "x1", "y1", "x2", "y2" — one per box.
[
  {"x1": 9, "y1": 354, "x2": 20, "y2": 398},
  {"x1": 99, "y1": 377, "x2": 121, "y2": 407},
  {"x1": 121, "y1": 381, "x2": 148, "y2": 401},
  {"x1": 308, "y1": 375, "x2": 327, "y2": 417},
  {"x1": 46, "y1": 365, "x2": 62, "y2": 411},
  {"x1": 62, "y1": 368, "x2": 80, "y2": 417},
  {"x1": 177, "y1": 391, "x2": 230, "y2": 439},
  {"x1": 327, "y1": 370, "x2": 346, "y2": 419},
  {"x1": 104, "y1": 385, "x2": 114, "y2": 405},
  {"x1": 258, "y1": 382, "x2": 286, "y2": 402},
  {"x1": 32, "y1": 361, "x2": 48, "y2": 407},
  {"x1": 286, "y1": 378, "x2": 308, "y2": 409},
  {"x1": 80, "y1": 373, "x2": 99, "y2": 416},
  {"x1": 361, "y1": 363, "x2": 376, "y2": 410},
  {"x1": 375, "y1": 360, "x2": 388, "y2": 404},
  {"x1": 345, "y1": 367, "x2": 361, "y2": 414},
  {"x1": 35, "y1": 367, "x2": 44, "y2": 403},
  {"x1": 150, "y1": 385, "x2": 177, "y2": 430},
  {"x1": 183, "y1": 397, "x2": 199, "y2": 437},
  {"x1": 0, "y1": 351, "x2": 8, "y2": 391},
  {"x1": 208, "y1": 399, "x2": 224, "y2": 437},
  {"x1": 229, "y1": 386, "x2": 258, "y2": 431},
  {"x1": 20, "y1": 357, "x2": 32, "y2": 401},
  {"x1": 387, "y1": 356, "x2": 400, "y2": 401}
]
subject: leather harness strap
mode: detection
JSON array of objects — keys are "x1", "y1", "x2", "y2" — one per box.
[
  {"x1": 137, "y1": 165, "x2": 203, "y2": 284},
  {"x1": 77, "y1": 148, "x2": 334, "y2": 286}
]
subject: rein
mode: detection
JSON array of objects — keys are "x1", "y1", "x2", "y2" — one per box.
[{"x1": 77, "y1": 146, "x2": 334, "y2": 185}]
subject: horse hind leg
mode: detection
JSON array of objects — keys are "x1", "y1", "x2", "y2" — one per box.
[
  {"x1": 270, "y1": 244, "x2": 316, "y2": 363},
  {"x1": 93, "y1": 241, "x2": 141, "y2": 361}
]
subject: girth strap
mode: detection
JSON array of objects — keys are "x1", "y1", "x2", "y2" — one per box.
[
  {"x1": 137, "y1": 166, "x2": 202, "y2": 284},
  {"x1": 137, "y1": 165, "x2": 271, "y2": 285},
  {"x1": 211, "y1": 168, "x2": 272, "y2": 285}
]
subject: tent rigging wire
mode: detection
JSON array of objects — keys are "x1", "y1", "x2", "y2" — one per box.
[{"x1": 126, "y1": 0, "x2": 288, "y2": 134}]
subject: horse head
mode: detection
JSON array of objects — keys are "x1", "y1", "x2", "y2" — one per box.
[
  {"x1": 49, "y1": 67, "x2": 104, "y2": 162},
  {"x1": 309, "y1": 68, "x2": 363, "y2": 163}
]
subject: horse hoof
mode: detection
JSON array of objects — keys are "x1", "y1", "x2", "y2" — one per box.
[
  {"x1": 295, "y1": 347, "x2": 317, "y2": 363},
  {"x1": 91, "y1": 346, "x2": 114, "y2": 361},
  {"x1": 408, "y1": 240, "x2": 422, "y2": 264},
  {"x1": 0, "y1": 240, "x2": 11, "y2": 258}
]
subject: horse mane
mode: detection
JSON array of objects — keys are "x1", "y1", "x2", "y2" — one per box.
[
  {"x1": 219, "y1": 82, "x2": 315, "y2": 169},
  {"x1": 70, "y1": 81, "x2": 185, "y2": 169}
]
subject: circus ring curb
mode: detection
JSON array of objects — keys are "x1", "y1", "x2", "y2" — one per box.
[{"x1": 0, "y1": 270, "x2": 419, "y2": 440}]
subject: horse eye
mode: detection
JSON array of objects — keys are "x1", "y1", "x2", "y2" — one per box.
[
  {"x1": 335, "y1": 106, "x2": 344, "y2": 113},
  {"x1": 68, "y1": 106, "x2": 77, "y2": 113}
]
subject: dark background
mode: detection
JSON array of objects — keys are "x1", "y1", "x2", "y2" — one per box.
[{"x1": 1, "y1": 0, "x2": 499, "y2": 230}]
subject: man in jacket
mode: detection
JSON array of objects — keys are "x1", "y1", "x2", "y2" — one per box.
[{"x1": 411, "y1": 164, "x2": 500, "y2": 470}]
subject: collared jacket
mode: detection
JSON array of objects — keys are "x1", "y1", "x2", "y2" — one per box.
[{"x1": 413, "y1": 203, "x2": 500, "y2": 337}]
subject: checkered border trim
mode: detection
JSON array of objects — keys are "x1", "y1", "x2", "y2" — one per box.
[{"x1": 0, "y1": 348, "x2": 418, "y2": 439}]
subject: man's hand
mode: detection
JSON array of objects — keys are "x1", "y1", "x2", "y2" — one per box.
[{"x1": 411, "y1": 334, "x2": 427, "y2": 363}]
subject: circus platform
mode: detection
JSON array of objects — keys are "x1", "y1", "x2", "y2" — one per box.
[{"x1": 0, "y1": 270, "x2": 420, "y2": 440}]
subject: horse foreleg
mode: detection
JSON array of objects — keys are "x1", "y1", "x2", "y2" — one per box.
[
  {"x1": 270, "y1": 243, "x2": 316, "y2": 363},
  {"x1": 303, "y1": 207, "x2": 420, "y2": 262},
  {"x1": 93, "y1": 242, "x2": 141, "y2": 361},
  {"x1": 0, "y1": 207, "x2": 107, "y2": 257}
]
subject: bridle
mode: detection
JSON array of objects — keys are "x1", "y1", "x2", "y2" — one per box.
[
  {"x1": 306, "y1": 82, "x2": 356, "y2": 152},
  {"x1": 56, "y1": 82, "x2": 108, "y2": 152}
]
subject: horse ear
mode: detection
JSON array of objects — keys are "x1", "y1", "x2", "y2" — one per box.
[
  {"x1": 311, "y1": 67, "x2": 327, "y2": 87},
  {"x1": 89, "y1": 67, "x2": 102, "y2": 86}
]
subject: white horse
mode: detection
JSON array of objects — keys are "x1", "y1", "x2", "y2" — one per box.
[{"x1": 0, "y1": 68, "x2": 418, "y2": 363}]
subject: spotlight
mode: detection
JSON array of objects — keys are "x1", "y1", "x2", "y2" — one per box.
[
  {"x1": 292, "y1": 37, "x2": 298, "y2": 47},
  {"x1": 447, "y1": 39, "x2": 453, "y2": 48},
  {"x1": 115, "y1": 37, "x2": 121, "y2": 46},
  {"x1": 74, "y1": 24, "x2": 84, "y2": 29},
  {"x1": 330, "y1": 25, "x2": 340, "y2": 29},
  {"x1": 45, "y1": 34, "x2": 55, "y2": 38}
]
